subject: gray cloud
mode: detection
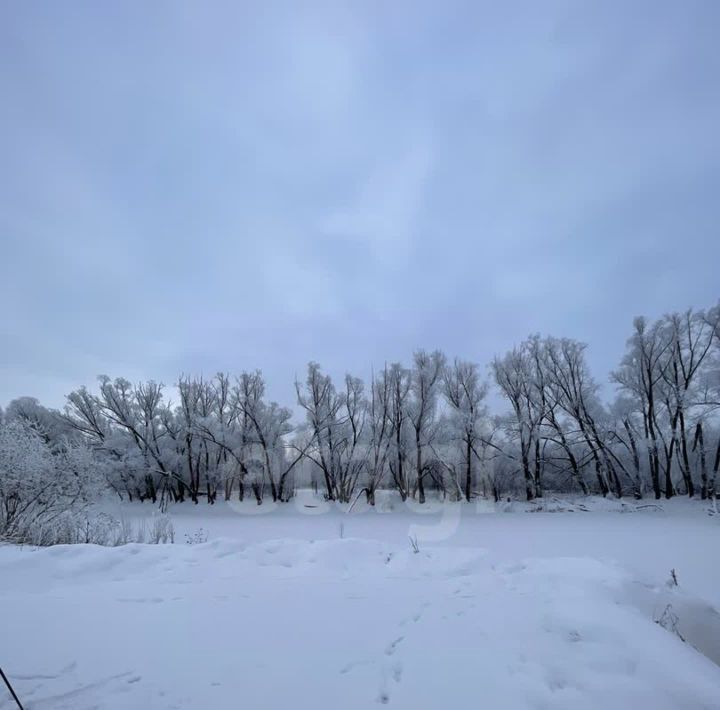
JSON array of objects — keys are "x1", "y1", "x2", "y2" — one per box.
[{"x1": 1, "y1": 0, "x2": 719, "y2": 409}]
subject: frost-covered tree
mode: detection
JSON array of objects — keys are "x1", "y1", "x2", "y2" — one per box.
[
  {"x1": 65, "y1": 378, "x2": 178, "y2": 504},
  {"x1": 386, "y1": 363, "x2": 413, "y2": 501},
  {"x1": 699, "y1": 304, "x2": 720, "y2": 499},
  {"x1": 407, "y1": 350, "x2": 446, "y2": 504},
  {"x1": 612, "y1": 318, "x2": 673, "y2": 499},
  {"x1": 7, "y1": 295, "x2": 719, "y2": 512},
  {"x1": 0, "y1": 419, "x2": 104, "y2": 544},
  {"x1": 234, "y1": 371, "x2": 304, "y2": 503},
  {"x1": 656, "y1": 310, "x2": 716, "y2": 497},
  {"x1": 362, "y1": 367, "x2": 393, "y2": 505},
  {"x1": 540, "y1": 337, "x2": 625, "y2": 497},
  {"x1": 6, "y1": 396, "x2": 76, "y2": 448},
  {"x1": 442, "y1": 359, "x2": 488, "y2": 501},
  {"x1": 296, "y1": 363, "x2": 367, "y2": 503},
  {"x1": 493, "y1": 345, "x2": 545, "y2": 500}
]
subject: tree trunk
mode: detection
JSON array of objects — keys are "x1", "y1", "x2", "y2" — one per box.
[
  {"x1": 533, "y1": 438, "x2": 543, "y2": 498},
  {"x1": 643, "y1": 411, "x2": 661, "y2": 499},
  {"x1": 465, "y1": 437, "x2": 473, "y2": 502},
  {"x1": 663, "y1": 437, "x2": 675, "y2": 499},
  {"x1": 710, "y1": 434, "x2": 720, "y2": 500},
  {"x1": 678, "y1": 410, "x2": 694, "y2": 497},
  {"x1": 695, "y1": 423, "x2": 708, "y2": 500},
  {"x1": 416, "y1": 432, "x2": 425, "y2": 504},
  {"x1": 521, "y1": 444, "x2": 534, "y2": 501},
  {"x1": 623, "y1": 418, "x2": 643, "y2": 499},
  {"x1": 646, "y1": 393, "x2": 662, "y2": 499},
  {"x1": 595, "y1": 460, "x2": 609, "y2": 496}
]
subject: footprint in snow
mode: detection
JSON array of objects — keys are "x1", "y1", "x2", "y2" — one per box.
[
  {"x1": 400, "y1": 602, "x2": 429, "y2": 626},
  {"x1": 376, "y1": 661, "x2": 403, "y2": 705},
  {"x1": 340, "y1": 659, "x2": 372, "y2": 675},
  {"x1": 391, "y1": 662, "x2": 403, "y2": 683},
  {"x1": 385, "y1": 636, "x2": 404, "y2": 656}
]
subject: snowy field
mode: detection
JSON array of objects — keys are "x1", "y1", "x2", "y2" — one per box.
[{"x1": 2, "y1": 495, "x2": 720, "y2": 709}]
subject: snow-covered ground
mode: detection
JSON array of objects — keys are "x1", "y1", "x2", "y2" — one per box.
[{"x1": 1, "y1": 495, "x2": 720, "y2": 709}]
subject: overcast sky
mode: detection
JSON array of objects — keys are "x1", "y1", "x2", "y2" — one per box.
[{"x1": 1, "y1": 0, "x2": 719, "y2": 411}]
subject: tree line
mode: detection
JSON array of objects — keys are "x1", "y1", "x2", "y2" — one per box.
[{"x1": 2, "y1": 302, "x2": 719, "y2": 510}]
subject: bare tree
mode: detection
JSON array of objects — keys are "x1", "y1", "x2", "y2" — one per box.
[
  {"x1": 387, "y1": 363, "x2": 413, "y2": 501},
  {"x1": 407, "y1": 350, "x2": 446, "y2": 504},
  {"x1": 296, "y1": 363, "x2": 367, "y2": 503},
  {"x1": 541, "y1": 338, "x2": 625, "y2": 496},
  {"x1": 442, "y1": 359, "x2": 488, "y2": 501},
  {"x1": 702, "y1": 304, "x2": 720, "y2": 498},
  {"x1": 657, "y1": 309, "x2": 716, "y2": 497},
  {"x1": 234, "y1": 371, "x2": 305, "y2": 503},
  {"x1": 46, "y1": 297, "x2": 720, "y2": 508},
  {"x1": 493, "y1": 346, "x2": 544, "y2": 500},
  {"x1": 362, "y1": 367, "x2": 393, "y2": 505},
  {"x1": 612, "y1": 318, "x2": 673, "y2": 499}
]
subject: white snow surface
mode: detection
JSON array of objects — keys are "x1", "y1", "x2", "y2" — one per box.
[{"x1": 1, "y1": 495, "x2": 720, "y2": 709}]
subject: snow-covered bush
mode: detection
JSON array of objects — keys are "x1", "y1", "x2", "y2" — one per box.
[
  {"x1": 149, "y1": 513, "x2": 175, "y2": 544},
  {"x1": 0, "y1": 420, "x2": 105, "y2": 545},
  {"x1": 8, "y1": 510, "x2": 176, "y2": 547}
]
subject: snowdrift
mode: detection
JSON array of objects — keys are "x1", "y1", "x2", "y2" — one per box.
[{"x1": 2, "y1": 530, "x2": 720, "y2": 709}]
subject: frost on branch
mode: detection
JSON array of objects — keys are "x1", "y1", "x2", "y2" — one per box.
[{"x1": 0, "y1": 419, "x2": 105, "y2": 545}]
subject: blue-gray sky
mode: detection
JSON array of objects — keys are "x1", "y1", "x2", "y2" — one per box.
[{"x1": 2, "y1": 0, "x2": 719, "y2": 410}]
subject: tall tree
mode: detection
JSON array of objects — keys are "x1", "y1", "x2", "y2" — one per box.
[
  {"x1": 408, "y1": 350, "x2": 446, "y2": 504},
  {"x1": 387, "y1": 363, "x2": 412, "y2": 501},
  {"x1": 442, "y1": 359, "x2": 488, "y2": 501},
  {"x1": 493, "y1": 345, "x2": 545, "y2": 500},
  {"x1": 612, "y1": 318, "x2": 673, "y2": 499},
  {"x1": 296, "y1": 363, "x2": 366, "y2": 503}
]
